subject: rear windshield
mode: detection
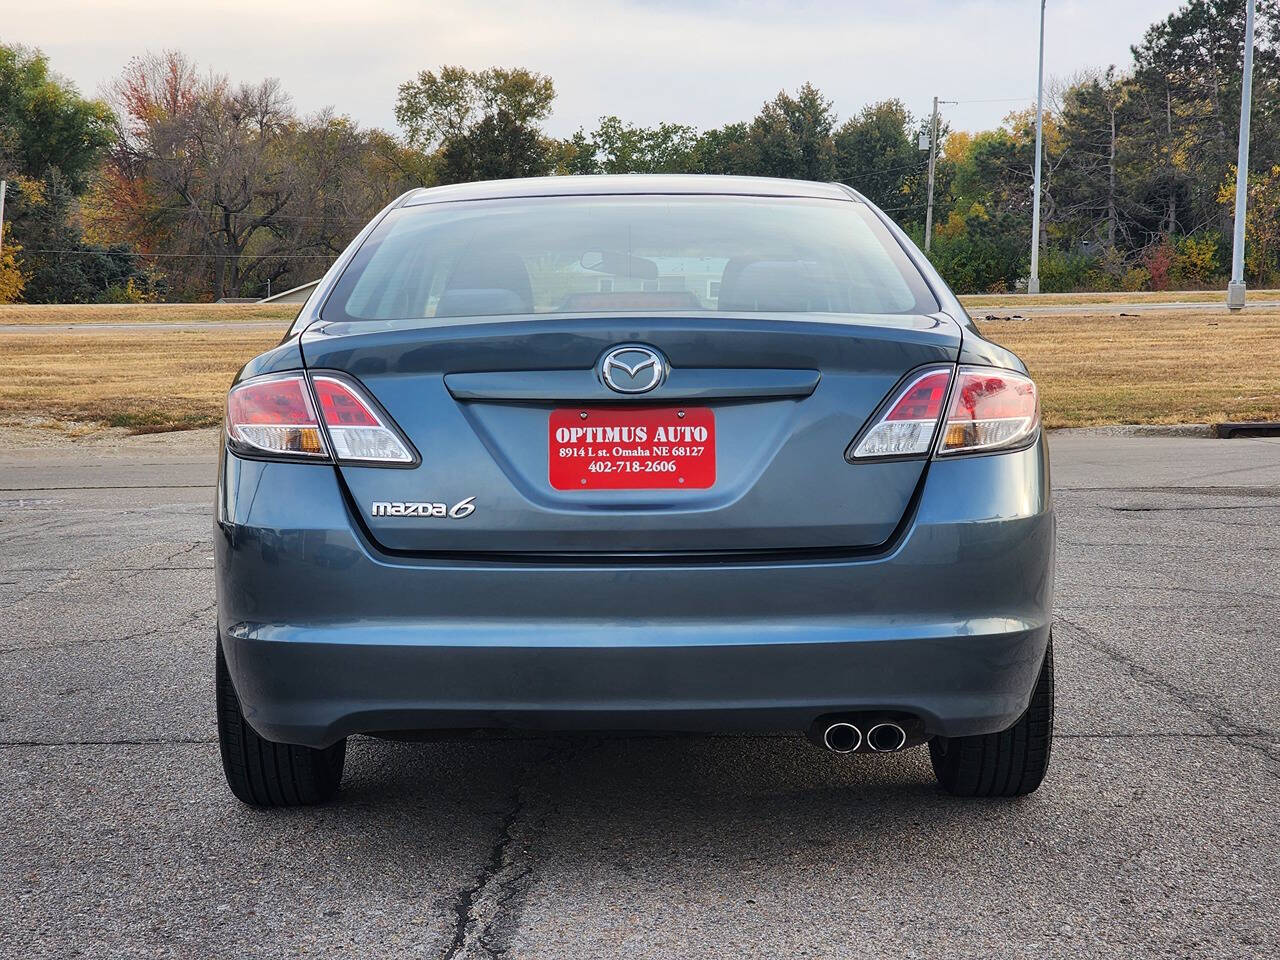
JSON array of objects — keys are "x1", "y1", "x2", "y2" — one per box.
[{"x1": 323, "y1": 194, "x2": 937, "y2": 322}]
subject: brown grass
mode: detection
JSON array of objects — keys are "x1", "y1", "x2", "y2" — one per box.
[
  {"x1": 1, "y1": 304, "x2": 1278, "y2": 432},
  {"x1": 0, "y1": 303, "x2": 298, "y2": 325},
  {"x1": 976, "y1": 308, "x2": 1280, "y2": 427},
  {"x1": 0, "y1": 328, "x2": 281, "y2": 431}
]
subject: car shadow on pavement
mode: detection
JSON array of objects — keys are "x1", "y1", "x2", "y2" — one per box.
[{"x1": 327, "y1": 731, "x2": 1025, "y2": 846}]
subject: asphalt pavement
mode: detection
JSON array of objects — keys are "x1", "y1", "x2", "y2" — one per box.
[{"x1": 1, "y1": 432, "x2": 1277, "y2": 959}]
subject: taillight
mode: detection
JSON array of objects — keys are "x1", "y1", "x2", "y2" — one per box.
[
  {"x1": 849, "y1": 368, "x2": 952, "y2": 459},
  {"x1": 312, "y1": 375, "x2": 415, "y2": 463},
  {"x1": 937, "y1": 366, "x2": 1039, "y2": 455},
  {"x1": 226, "y1": 374, "x2": 328, "y2": 459},
  {"x1": 225, "y1": 372, "x2": 415, "y2": 463},
  {"x1": 849, "y1": 364, "x2": 1040, "y2": 460}
]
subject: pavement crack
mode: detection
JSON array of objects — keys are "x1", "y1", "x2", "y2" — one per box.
[
  {"x1": 1058, "y1": 485, "x2": 1280, "y2": 497},
  {"x1": 0, "y1": 600, "x2": 216, "y2": 655},
  {"x1": 443, "y1": 790, "x2": 528, "y2": 960},
  {"x1": 1105, "y1": 504, "x2": 1272, "y2": 512},
  {"x1": 1057, "y1": 617, "x2": 1280, "y2": 776},
  {"x1": 441, "y1": 739, "x2": 597, "y2": 960}
]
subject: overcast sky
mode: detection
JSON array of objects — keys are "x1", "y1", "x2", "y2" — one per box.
[{"x1": 9, "y1": 0, "x2": 1184, "y2": 137}]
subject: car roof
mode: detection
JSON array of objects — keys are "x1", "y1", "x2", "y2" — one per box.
[{"x1": 400, "y1": 174, "x2": 856, "y2": 207}]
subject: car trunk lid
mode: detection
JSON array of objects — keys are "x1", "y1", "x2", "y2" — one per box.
[{"x1": 300, "y1": 312, "x2": 960, "y2": 555}]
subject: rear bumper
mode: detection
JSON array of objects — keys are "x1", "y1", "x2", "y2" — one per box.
[{"x1": 216, "y1": 439, "x2": 1054, "y2": 748}]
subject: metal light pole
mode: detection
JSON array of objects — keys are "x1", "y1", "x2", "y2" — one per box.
[
  {"x1": 1227, "y1": 0, "x2": 1257, "y2": 311},
  {"x1": 924, "y1": 96, "x2": 940, "y2": 254},
  {"x1": 0, "y1": 180, "x2": 7, "y2": 259},
  {"x1": 1027, "y1": 0, "x2": 1047, "y2": 295}
]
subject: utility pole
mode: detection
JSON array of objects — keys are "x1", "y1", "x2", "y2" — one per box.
[
  {"x1": 0, "y1": 180, "x2": 7, "y2": 260},
  {"x1": 924, "y1": 97, "x2": 939, "y2": 254},
  {"x1": 1228, "y1": 0, "x2": 1257, "y2": 311},
  {"x1": 1028, "y1": 0, "x2": 1047, "y2": 295}
]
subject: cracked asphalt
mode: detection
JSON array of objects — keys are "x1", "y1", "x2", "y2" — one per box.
[{"x1": 2, "y1": 431, "x2": 1278, "y2": 959}]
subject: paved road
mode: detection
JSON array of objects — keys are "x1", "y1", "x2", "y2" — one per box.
[{"x1": 2, "y1": 434, "x2": 1277, "y2": 959}]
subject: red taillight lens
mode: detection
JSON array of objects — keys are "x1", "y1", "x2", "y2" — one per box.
[
  {"x1": 225, "y1": 374, "x2": 328, "y2": 458},
  {"x1": 884, "y1": 370, "x2": 950, "y2": 421},
  {"x1": 850, "y1": 368, "x2": 952, "y2": 458},
  {"x1": 312, "y1": 375, "x2": 414, "y2": 463},
  {"x1": 937, "y1": 366, "x2": 1039, "y2": 455},
  {"x1": 315, "y1": 377, "x2": 379, "y2": 427}
]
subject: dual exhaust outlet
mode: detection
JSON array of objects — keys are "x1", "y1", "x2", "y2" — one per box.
[{"x1": 821, "y1": 720, "x2": 908, "y2": 754}]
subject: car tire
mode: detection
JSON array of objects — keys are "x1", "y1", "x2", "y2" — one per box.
[
  {"x1": 216, "y1": 638, "x2": 346, "y2": 807},
  {"x1": 929, "y1": 636, "x2": 1054, "y2": 797}
]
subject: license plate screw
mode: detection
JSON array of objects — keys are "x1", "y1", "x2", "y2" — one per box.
[
  {"x1": 677, "y1": 410, "x2": 686, "y2": 418},
  {"x1": 580, "y1": 412, "x2": 588, "y2": 420}
]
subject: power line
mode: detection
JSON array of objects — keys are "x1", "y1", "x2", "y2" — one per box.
[
  {"x1": 22, "y1": 248, "x2": 337, "y2": 259},
  {"x1": 948, "y1": 97, "x2": 1037, "y2": 104},
  {"x1": 0, "y1": 179, "x2": 374, "y2": 223},
  {"x1": 86, "y1": 207, "x2": 367, "y2": 223}
]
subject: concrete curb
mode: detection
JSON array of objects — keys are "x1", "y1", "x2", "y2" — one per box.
[{"x1": 1047, "y1": 424, "x2": 1215, "y2": 438}]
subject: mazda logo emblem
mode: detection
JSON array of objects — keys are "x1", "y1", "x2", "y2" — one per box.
[{"x1": 599, "y1": 345, "x2": 667, "y2": 394}]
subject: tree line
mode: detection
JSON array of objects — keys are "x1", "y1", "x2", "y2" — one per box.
[{"x1": 0, "y1": 0, "x2": 1276, "y2": 303}]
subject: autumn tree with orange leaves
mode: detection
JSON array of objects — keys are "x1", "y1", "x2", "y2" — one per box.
[{"x1": 99, "y1": 51, "x2": 418, "y2": 299}]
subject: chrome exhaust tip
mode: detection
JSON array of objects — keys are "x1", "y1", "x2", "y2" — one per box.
[
  {"x1": 822, "y1": 722, "x2": 862, "y2": 754},
  {"x1": 866, "y1": 722, "x2": 908, "y2": 753}
]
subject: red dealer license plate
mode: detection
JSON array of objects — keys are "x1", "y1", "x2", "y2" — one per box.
[{"x1": 549, "y1": 407, "x2": 716, "y2": 490}]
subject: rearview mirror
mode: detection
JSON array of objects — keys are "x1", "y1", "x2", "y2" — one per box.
[{"x1": 580, "y1": 250, "x2": 659, "y2": 281}]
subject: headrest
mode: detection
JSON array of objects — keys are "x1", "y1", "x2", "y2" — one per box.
[
  {"x1": 435, "y1": 288, "x2": 530, "y2": 318},
  {"x1": 444, "y1": 252, "x2": 533, "y2": 312},
  {"x1": 717, "y1": 259, "x2": 832, "y2": 312}
]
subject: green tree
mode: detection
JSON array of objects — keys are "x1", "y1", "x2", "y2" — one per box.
[
  {"x1": 0, "y1": 43, "x2": 130, "y2": 302},
  {"x1": 8, "y1": 172, "x2": 150, "y2": 303},
  {"x1": 1054, "y1": 69, "x2": 1135, "y2": 250},
  {"x1": 575, "y1": 116, "x2": 699, "y2": 174},
  {"x1": 833, "y1": 99, "x2": 925, "y2": 213},
  {"x1": 395, "y1": 66, "x2": 556, "y2": 182},
  {"x1": 689, "y1": 122, "x2": 754, "y2": 174},
  {"x1": 743, "y1": 83, "x2": 837, "y2": 181},
  {"x1": 439, "y1": 109, "x2": 551, "y2": 183},
  {"x1": 1127, "y1": 0, "x2": 1280, "y2": 237},
  {"x1": 0, "y1": 44, "x2": 114, "y2": 191}
]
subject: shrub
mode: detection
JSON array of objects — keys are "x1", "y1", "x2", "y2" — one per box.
[
  {"x1": 95, "y1": 277, "x2": 156, "y2": 304},
  {"x1": 1036, "y1": 248, "x2": 1096, "y2": 293},
  {"x1": 1171, "y1": 232, "x2": 1220, "y2": 288},
  {"x1": 928, "y1": 208, "x2": 1026, "y2": 294},
  {"x1": 1121, "y1": 267, "x2": 1150, "y2": 291},
  {"x1": 1142, "y1": 241, "x2": 1175, "y2": 291}
]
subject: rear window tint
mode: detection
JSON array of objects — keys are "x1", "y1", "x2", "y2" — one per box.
[{"x1": 324, "y1": 194, "x2": 937, "y2": 321}]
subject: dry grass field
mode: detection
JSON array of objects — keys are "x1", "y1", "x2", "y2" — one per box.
[
  {"x1": 0, "y1": 303, "x2": 297, "y2": 327},
  {"x1": 1, "y1": 328, "x2": 282, "y2": 431},
  {"x1": 1, "y1": 301, "x2": 1278, "y2": 432},
  {"x1": 975, "y1": 309, "x2": 1280, "y2": 426}
]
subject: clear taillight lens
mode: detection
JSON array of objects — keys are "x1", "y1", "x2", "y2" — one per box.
[
  {"x1": 226, "y1": 374, "x2": 328, "y2": 459},
  {"x1": 850, "y1": 368, "x2": 952, "y2": 458},
  {"x1": 312, "y1": 375, "x2": 415, "y2": 463},
  {"x1": 937, "y1": 366, "x2": 1039, "y2": 455}
]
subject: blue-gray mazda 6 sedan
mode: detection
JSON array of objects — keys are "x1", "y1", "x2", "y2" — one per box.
[{"x1": 215, "y1": 175, "x2": 1054, "y2": 806}]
